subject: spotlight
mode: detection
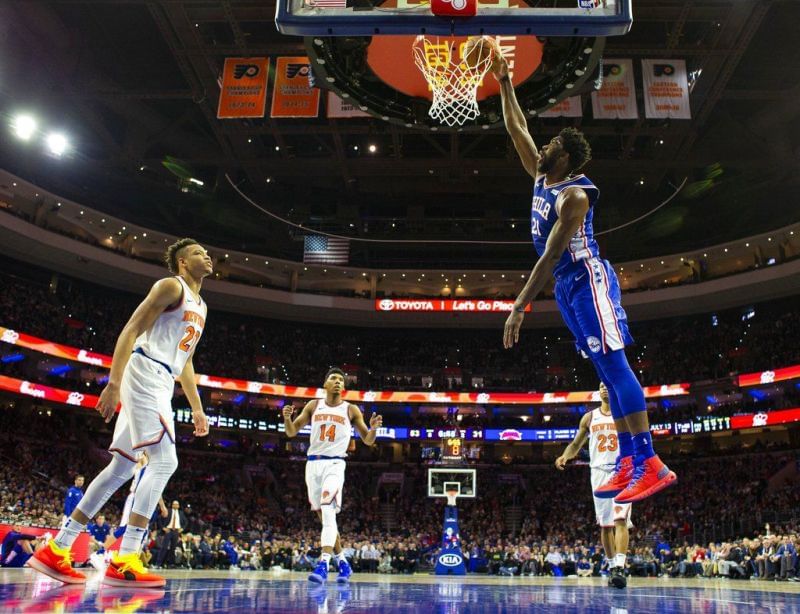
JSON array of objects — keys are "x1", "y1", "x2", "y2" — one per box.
[
  {"x1": 46, "y1": 132, "x2": 68, "y2": 156},
  {"x1": 368, "y1": 144, "x2": 377, "y2": 153},
  {"x1": 12, "y1": 114, "x2": 37, "y2": 140}
]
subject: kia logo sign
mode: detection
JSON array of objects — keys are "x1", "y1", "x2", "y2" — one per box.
[
  {"x1": 439, "y1": 553, "x2": 462, "y2": 567},
  {"x1": 379, "y1": 299, "x2": 395, "y2": 311},
  {"x1": 499, "y1": 429, "x2": 522, "y2": 441}
]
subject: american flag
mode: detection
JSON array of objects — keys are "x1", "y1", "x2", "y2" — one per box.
[
  {"x1": 305, "y1": 0, "x2": 350, "y2": 8},
  {"x1": 303, "y1": 235, "x2": 350, "y2": 265}
]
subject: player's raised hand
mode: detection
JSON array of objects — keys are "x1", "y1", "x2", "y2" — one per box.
[
  {"x1": 95, "y1": 384, "x2": 120, "y2": 423},
  {"x1": 503, "y1": 310, "x2": 524, "y2": 349},
  {"x1": 192, "y1": 409, "x2": 209, "y2": 437},
  {"x1": 555, "y1": 455, "x2": 567, "y2": 471},
  {"x1": 282, "y1": 404, "x2": 295, "y2": 421},
  {"x1": 369, "y1": 413, "x2": 383, "y2": 430},
  {"x1": 487, "y1": 39, "x2": 509, "y2": 80}
]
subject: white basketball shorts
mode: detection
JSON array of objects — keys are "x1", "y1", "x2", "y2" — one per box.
[
  {"x1": 591, "y1": 467, "x2": 632, "y2": 528},
  {"x1": 305, "y1": 458, "x2": 345, "y2": 513},
  {"x1": 109, "y1": 352, "x2": 175, "y2": 462}
]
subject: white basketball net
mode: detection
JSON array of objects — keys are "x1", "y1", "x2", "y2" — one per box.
[{"x1": 412, "y1": 36, "x2": 494, "y2": 127}]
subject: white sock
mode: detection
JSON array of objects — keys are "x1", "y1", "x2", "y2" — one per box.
[
  {"x1": 54, "y1": 518, "x2": 85, "y2": 549},
  {"x1": 614, "y1": 553, "x2": 627, "y2": 568},
  {"x1": 333, "y1": 552, "x2": 344, "y2": 563},
  {"x1": 119, "y1": 525, "x2": 148, "y2": 556},
  {"x1": 321, "y1": 552, "x2": 332, "y2": 566}
]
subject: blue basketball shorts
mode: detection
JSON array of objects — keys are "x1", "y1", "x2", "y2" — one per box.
[{"x1": 555, "y1": 257, "x2": 634, "y2": 356}]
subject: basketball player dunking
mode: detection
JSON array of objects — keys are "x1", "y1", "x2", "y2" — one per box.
[
  {"x1": 489, "y1": 41, "x2": 676, "y2": 504},
  {"x1": 556, "y1": 383, "x2": 631, "y2": 589},
  {"x1": 28, "y1": 238, "x2": 212, "y2": 587},
  {"x1": 282, "y1": 368, "x2": 382, "y2": 583}
]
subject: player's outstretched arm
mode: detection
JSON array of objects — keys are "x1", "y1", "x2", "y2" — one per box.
[
  {"x1": 350, "y1": 405, "x2": 382, "y2": 446},
  {"x1": 503, "y1": 188, "x2": 590, "y2": 349},
  {"x1": 488, "y1": 39, "x2": 540, "y2": 178},
  {"x1": 555, "y1": 412, "x2": 591, "y2": 470},
  {"x1": 282, "y1": 400, "x2": 315, "y2": 437},
  {"x1": 95, "y1": 277, "x2": 183, "y2": 422}
]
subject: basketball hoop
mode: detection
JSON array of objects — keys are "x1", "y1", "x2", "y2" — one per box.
[
  {"x1": 412, "y1": 36, "x2": 494, "y2": 127},
  {"x1": 445, "y1": 487, "x2": 459, "y2": 506}
]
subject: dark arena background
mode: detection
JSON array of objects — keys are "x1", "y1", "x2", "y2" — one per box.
[{"x1": 1, "y1": 1, "x2": 800, "y2": 612}]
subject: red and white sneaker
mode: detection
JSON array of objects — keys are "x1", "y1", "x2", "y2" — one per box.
[
  {"x1": 103, "y1": 552, "x2": 166, "y2": 588},
  {"x1": 27, "y1": 541, "x2": 87, "y2": 584},
  {"x1": 614, "y1": 456, "x2": 677, "y2": 503},
  {"x1": 593, "y1": 456, "x2": 634, "y2": 499}
]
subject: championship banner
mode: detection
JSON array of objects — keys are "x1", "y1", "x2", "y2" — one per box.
[
  {"x1": 375, "y1": 299, "x2": 532, "y2": 313},
  {"x1": 217, "y1": 57, "x2": 269, "y2": 119},
  {"x1": 641, "y1": 59, "x2": 691, "y2": 119},
  {"x1": 271, "y1": 56, "x2": 320, "y2": 118},
  {"x1": 538, "y1": 96, "x2": 583, "y2": 118},
  {"x1": 591, "y1": 58, "x2": 637, "y2": 119},
  {"x1": 326, "y1": 92, "x2": 370, "y2": 118}
]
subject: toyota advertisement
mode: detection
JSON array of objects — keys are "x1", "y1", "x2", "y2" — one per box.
[{"x1": 375, "y1": 299, "x2": 531, "y2": 313}]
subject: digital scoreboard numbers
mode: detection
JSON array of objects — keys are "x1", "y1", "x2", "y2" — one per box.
[{"x1": 441, "y1": 437, "x2": 464, "y2": 464}]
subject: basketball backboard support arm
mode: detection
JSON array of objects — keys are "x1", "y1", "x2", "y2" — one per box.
[{"x1": 275, "y1": 0, "x2": 632, "y2": 37}]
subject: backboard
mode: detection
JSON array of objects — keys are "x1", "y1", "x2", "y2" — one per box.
[
  {"x1": 276, "y1": 0, "x2": 632, "y2": 37},
  {"x1": 428, "y1": 468, "x2": 477, "y2": 498}
]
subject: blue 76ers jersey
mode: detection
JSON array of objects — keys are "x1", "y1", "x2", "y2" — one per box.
[{"x1": 531, "y1": 174, "x2": 600, "y2": 278}]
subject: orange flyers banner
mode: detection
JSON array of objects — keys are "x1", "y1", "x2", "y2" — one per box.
[
  {"x1": 217, "y1": 57, "x2": 269, "y2": 119},
  {"x1": 271, "y1": 56, "x2": 320, "y2": 118}
]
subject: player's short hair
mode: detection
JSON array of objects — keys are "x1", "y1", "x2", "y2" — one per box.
[
  {"x1": 559, "y1": 127, "x2": 592, "y2": 173},
  {"x1": 75, "y1": 475, "x2": 84, "y2": 481},
  {"x1": 324, "y1": 367, "x2": 345, "y2": 383},
  {"x1": 164, "y1": 238, "x2": 199, "y2": 274}
]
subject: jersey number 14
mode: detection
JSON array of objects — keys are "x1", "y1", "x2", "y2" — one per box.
[{"x1": 319, "y1": 424, "x2": 337, "y2": 442}]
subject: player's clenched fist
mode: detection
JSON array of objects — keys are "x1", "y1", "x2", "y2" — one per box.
[{"x1": 282, "y1": 404, "x2": 295, "y2": 420}]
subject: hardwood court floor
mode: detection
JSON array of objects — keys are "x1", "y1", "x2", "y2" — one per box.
[{"x1": 3, "y1": 568, "x2": 800, "y2": 612}]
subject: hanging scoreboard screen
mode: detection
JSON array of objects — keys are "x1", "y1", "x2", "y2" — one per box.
[{"x1": 441, "y1": 437, "x2": 465, "y2": 464}]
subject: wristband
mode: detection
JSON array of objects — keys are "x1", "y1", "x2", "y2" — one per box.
[{"x1": 514, "y1": 305, "x2": 526, "y2": 313}]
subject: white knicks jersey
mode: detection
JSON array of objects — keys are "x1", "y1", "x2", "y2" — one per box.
[
  {"x1": 588, "y1": 408, "x2": 618, "y2": 469},
  {"x1": 307, "y1": 399, "x2": 352, "y2": 458},
  {"x1": 133, "y1": 276, "x2": 207, "y2": 377}
]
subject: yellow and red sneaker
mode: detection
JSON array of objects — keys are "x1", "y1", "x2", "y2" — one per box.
[
  {"x1": 614, "y1": 456, "x2": 677, "y2": 503},
  {"x1": 103, "y1": 552, "x2": 166, "y2": 588},
  {"x1": 27, "y1": 541, "x2": 86, "y2": 584},
  {"x1": 593, "y1": 456, "x2": 634, "y2": 499}
]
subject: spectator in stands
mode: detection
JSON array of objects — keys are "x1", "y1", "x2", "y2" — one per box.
[
  {"x1": 544, "y1": 545, "x2": 564, "y2": 576},
  {"x1": 775, "y1": 534, "x2": 797, "y2": 581},
  {"x1": 63, "y1": 475, "x2": 84, "y2": 525}
]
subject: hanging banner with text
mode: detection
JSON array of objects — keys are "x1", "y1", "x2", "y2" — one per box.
[
  {"x1": 641, "y1": 59, "x2": 691, "y2": 119},
  {"x1": 539, "y1": 96, "x2": 583, "y2": 118},
  {"x1": 591, "y1": 58, "x2": 638, "y2": 119},
  {"x1": 326, "y1": 92, "x2": 370, "y2": 118},
  {"x1": 375, "y1": 298, "x2": 531, "y2": 313},
  {"x1": 217, "y1": 57, "x2": 269, "y2": 119},
  {"x1": 270, "y1": 56, "x2": 320, "y2": 118}
]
